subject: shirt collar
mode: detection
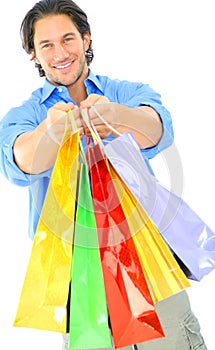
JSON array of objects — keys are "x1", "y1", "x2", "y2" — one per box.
[
  {"x1": 40, "y1": 79, "x2": 59, "y2": 103},
  {"x1": 40, "y1": 68, "x2": 104, "y2": 103},
  {"x1": 85, "y1": 69, "x2": 104, "y2": 94}
]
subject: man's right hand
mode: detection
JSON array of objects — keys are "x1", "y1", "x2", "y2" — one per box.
[{"x1": 45, "y1": 102, "x2": 83, "y2": 144}]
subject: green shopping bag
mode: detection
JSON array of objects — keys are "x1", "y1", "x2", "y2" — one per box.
[{"x1": 69, "y1": 162, "x2": 112, "y2": 349}]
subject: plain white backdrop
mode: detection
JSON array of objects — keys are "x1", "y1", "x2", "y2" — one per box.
[{"x1": 0, "y1": 0, "x2": 215, "y2": 349}]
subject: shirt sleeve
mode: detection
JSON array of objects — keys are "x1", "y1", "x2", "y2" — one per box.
[
  {"x1": 141, "y1": 101, "x2": 174, "y2": 159},
  {"x1": 110, "y1": 80, "x2": 174, "y2": 159},
  {"x1": 0, "y1": 105, "x2": 50, "y2": 186}
]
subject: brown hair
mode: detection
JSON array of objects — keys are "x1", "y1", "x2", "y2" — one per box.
[{"x1": 20, "y1": 0, "x2": 94, "y2": 76}]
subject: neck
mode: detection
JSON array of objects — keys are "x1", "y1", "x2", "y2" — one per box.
[
  {"x1": 68, "y1": 84, "x2": 87, "y2": 106},
  {"x1": 67, "y1": 67, "x2": 89, "y2": 106}
]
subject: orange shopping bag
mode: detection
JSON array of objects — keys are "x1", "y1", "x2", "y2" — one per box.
[{"x1": 108, "y1": 161, "x2": 190, "y2": 304}]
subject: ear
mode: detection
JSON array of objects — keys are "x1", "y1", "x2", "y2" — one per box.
[
  {"x1": 30, "y1": 50, "x2": 40, "y2": 64},
  {"x1": 83, "y1": 32, "x2": 91, "y2": 51}
]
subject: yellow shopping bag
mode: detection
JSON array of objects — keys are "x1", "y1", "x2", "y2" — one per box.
[{"x1": 14, "y1": 130, "x2": 80, "y2": 333}]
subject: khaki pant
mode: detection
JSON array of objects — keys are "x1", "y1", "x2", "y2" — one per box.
[
  {"x1": 63, "y1": 290, "x2": 207, "y2": 350},
  {"x1": 121, "y1": 290, "x2": 207, "y2": 350}
]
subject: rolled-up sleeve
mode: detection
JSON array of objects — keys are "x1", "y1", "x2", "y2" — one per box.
[
  {"x1": 0, "y1": 103, "x2": 48, "y2": 186},
  {"x1": 105, "y1": 79, "x2": 174, "y2": 159},
  {"x1": 0, "y1": 121, "x2": 32, "y2": 186},
  {"x1": 141, "y1": 100, "x2": 174, "y2": 159}
]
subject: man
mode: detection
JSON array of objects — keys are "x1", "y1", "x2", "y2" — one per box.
[{"x1": 0, "y1": 0, "x2": 207, "y2": 349}]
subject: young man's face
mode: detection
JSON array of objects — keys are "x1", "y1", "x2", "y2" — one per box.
[{"x1": 32, "y1": 14, "x2": 90, "y2": 86}]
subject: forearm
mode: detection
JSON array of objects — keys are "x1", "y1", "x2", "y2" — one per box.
[
  {"x1": 13, "y1": 120, "x2": 59, "y2": 174},
  {"x1": 13, "y1": 102, "x2": 81, "y2": 174},
  {"x1": 113, "y1": 105, "x2": 163, "y2": 149}
]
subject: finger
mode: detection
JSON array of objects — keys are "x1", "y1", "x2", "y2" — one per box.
[
  {"x1": 70, "y1": 109, "x2": 83, "y2": 129},
  {"x1": 94, "y1": 96, "x2": 110, "y2": 104},
  {"x1": 80, "y1": 93, "x2": 98, "y2": 107},
  {"x1": 54, "y1": 101, "x2": 76, "y2": 112},
  {"x1": 80, "y1": 94, "x2": 110, "y2": 109}
]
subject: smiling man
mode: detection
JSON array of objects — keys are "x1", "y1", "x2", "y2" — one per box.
[
  {"x1": 0, "y1": 0, "x2": 207, "y2": 350},
  {"x1": 32, "y1": 14, "x2": 90, "y2": 101}
]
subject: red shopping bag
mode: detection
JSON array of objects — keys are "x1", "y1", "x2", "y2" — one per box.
[{"x1": 87, "y1": 140, "x2": 164, "y2": 349}]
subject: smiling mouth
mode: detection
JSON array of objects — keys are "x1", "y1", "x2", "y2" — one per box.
[{"x1": 53, "y1": 61, "x2": 73, "y2": 70}]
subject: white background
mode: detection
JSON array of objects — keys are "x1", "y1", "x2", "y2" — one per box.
[{"x1": 0, "y1": 0, "x2": 215, "y2": 349}]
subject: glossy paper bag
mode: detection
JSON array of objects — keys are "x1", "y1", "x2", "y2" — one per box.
[
  {"x1": 14, "y1": 131, "x2": 80, "y2": 333},
  {"x1": 87, "y1": 141, "x2": 164, "y2": 349},
  {"x1": 104, "y1": 132, "x2": 215, "y2": 281},
  {"x1": 69, "y1": 163, "x2": 112, "y2": 349},
  {"x1": 109, "y1": 162, "x2": 190, "y2": 303}
]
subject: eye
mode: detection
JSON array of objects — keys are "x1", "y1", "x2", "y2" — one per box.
[
  {"x1": 41, "y1": 42, "x2": 53, "y2": 49},
  {"x1": 64, "y1": 36, "x2": 74, "y2": 43}
]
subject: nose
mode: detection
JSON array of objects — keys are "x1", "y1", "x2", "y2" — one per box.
[{"x1": 53, "y1": 44, "x2": 69, "y2": 62}]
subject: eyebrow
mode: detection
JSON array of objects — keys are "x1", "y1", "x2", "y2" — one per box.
[{"x1": 38, "y1": 32, "x2": 77, "y2": 46}]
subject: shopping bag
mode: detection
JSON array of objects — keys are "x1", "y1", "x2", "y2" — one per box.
[
  {"x1": 81, "y1": 109, "x2": 189, "y2": 303},
  {"x1": 104, "y1": 131, "x2": 215, "y2": 281},
  {"x1": 87, "y1": 140, "x2": 165, "y2": 349},
  {"x1": 14, "y1": 130, "x2": 80, "y2": 333},
  {"x1": 109, "y1": 163, "x2": 190, "y2": 303},
  {"x1": 69, "y1": 162, "x2": 112, "y2": 349}
]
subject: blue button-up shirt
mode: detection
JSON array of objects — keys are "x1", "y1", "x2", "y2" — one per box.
[{"x1": 0, "y1": 69, "x2": 174, "y2": 239}]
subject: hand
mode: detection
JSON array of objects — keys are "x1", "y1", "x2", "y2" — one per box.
[
  {"x1": 45, "y1": 102, "x2": 83, "y2": 144},
  {"x1": 80, "y1": 93, "x2": 110, "y2": 109},
  {"x1": 80, "y1": 94, "x2": 119, "y2": 139}
]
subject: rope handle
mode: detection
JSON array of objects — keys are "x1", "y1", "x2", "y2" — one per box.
[
  {"x1": 67, "y1": 109, "x2": 87, "y2": 163},
  {"x1": 81, "y1": 105, "x2": 122, "y2": 146},
  {"x1": 81, "y1": 107, "x2": 103, "y2": 147},
  {"x1": 90, "y1": 105, "x2": 122, "y2": 137}
]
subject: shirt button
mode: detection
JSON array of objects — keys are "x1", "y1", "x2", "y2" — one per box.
[{"x1": 58, "y1": 87, "x2": 63, "y2": 93}]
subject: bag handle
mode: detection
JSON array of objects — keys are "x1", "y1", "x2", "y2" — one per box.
[
  {"x1": 81, "y1": 105, "x2": 122, "y2": 146},
  {"x1": 67, "y1": 109, "x2": 87, "y2": 163},
  {"x1": 90, "y1": 105, "x2": 122, "y2": 137},
  {"x1": 81, "y1": 107, "x2": 103, "y2": 146}
]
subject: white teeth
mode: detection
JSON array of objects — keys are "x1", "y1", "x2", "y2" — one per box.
[{"x1": 55, "y1": 62, "x2": 71, "y2": 69}]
